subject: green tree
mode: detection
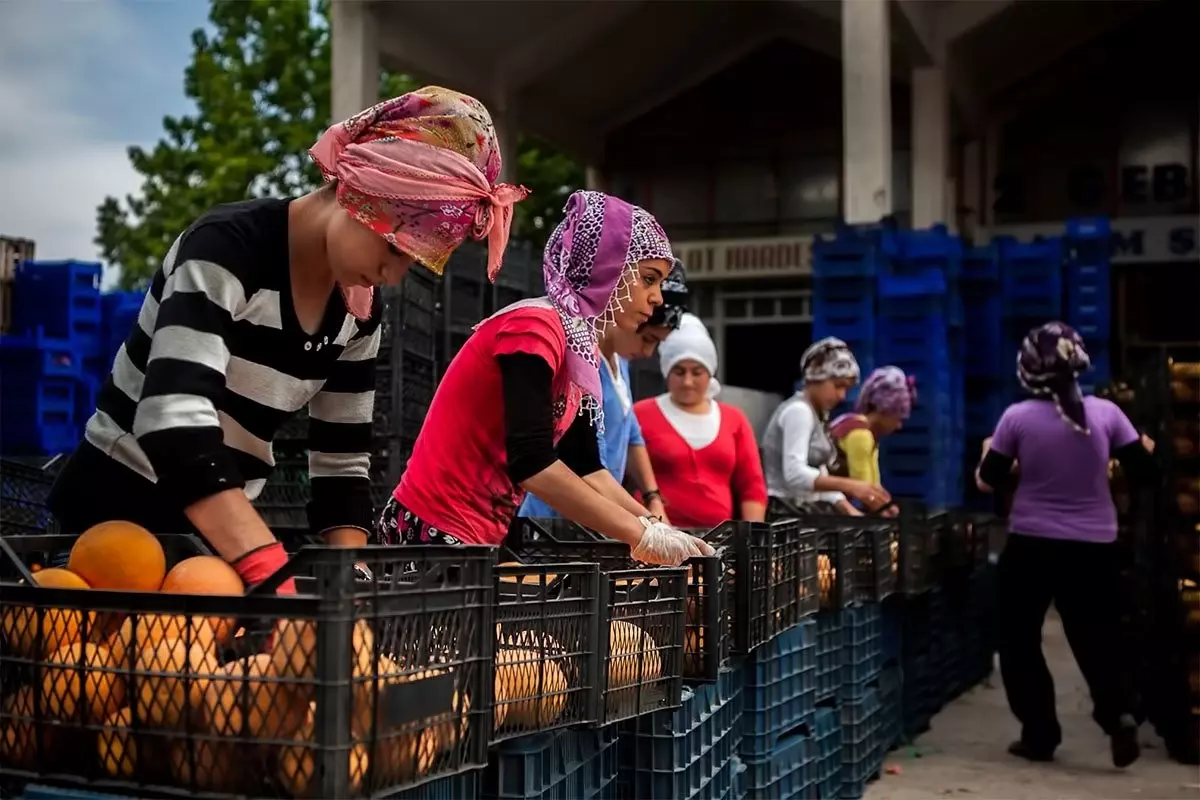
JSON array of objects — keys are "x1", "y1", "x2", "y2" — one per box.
[{"x1": 98, "y1": 0, "x2": 578, "y2": 289}]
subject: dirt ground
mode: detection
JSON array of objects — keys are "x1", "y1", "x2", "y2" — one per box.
[{"x1": 865, "y1": 612, "x2": 1200, "y2": 799}]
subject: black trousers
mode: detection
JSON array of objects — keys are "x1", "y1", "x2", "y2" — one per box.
[{"x1": 997, "y1": 532, "x2": 1134, "y2": 750}]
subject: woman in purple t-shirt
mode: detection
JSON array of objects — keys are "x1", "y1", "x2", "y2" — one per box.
[{"x1": 976, "y1": 322, "x2": 1156, "y2": 769}]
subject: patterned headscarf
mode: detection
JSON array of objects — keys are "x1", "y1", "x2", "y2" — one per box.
[
  {"x1": 857, "y1": 366, "x2": 917, "y2": 419},
  {"x1": 645, "y1": 257, "x2": 689, "y2": 330},
  {"x1": 1017, "y1": 321, "x2": 1092, "y2": 434},
  {"x1": 481, "y1": 190, "x2": 673, "y2": 432},
  {"x1": 801, "y1": 337, "x2": 861, "y2": 383},
  {"x1": 310, "y1": 86, "x2": 529, "y2": 318}
]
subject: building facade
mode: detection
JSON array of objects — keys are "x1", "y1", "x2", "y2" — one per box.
[{"x1": 332, "y1": 0, "x2": 1199, "y2": 395}]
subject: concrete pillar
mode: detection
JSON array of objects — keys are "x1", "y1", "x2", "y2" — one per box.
[
  {"x1": 841, "y1": 0, "x2": 892, "y2": 224},
  {"x1": 961, "y1": 140, "x2": 983, "y2": 239},
  {"x1": 911, "y1": 67, "x2": 949, "y2": 229},
  {"x1": 983, "y1": 124, "x2": 1001, "y2": 227},
  {"x1": 331, "y1": 1, "x2": 379, "y2": 121},
  {"x1": 943, "y1": 178, "x2": 958, "y2": 234},
  {"x1": 585, "y1": 167, "x2": 605, "y2": 192}
]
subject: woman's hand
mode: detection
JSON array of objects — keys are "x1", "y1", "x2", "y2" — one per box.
[
  {"x1": 1140, "y1": 432, "x2": 1156, "y2": 454},
  {"x1": 632, "y1": 520, "x2": 714, "y2": 565},
  {"x1": 844, "y1": 480, "x2": 890, "y2": 510}
]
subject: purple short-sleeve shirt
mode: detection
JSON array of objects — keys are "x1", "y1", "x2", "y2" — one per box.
[{"x1": 989, "y1": 396, "x2": 1139, "y2": 543}]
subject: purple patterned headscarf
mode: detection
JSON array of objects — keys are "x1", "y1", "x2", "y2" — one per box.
[
  {"x1": 1017, "y1": 321, "x2": 1092, "y2": 434},
  {"x1": 541, "y1": 190, "x2": 673, "y2": 427},
  {"x1": 857, "y1": 367, "x2": 917, "y2": 419}
]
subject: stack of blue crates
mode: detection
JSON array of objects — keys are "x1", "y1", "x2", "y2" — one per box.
[
  {"x1": 837, "y1": 605, "x2": 886, "y2": 798},
  {"x1": 1064, "y1": 217, "x2": 1112, "y2": 394},
  {"x1": 617, "y1": 664, "x2": 744, "y2": 800},
  {"x1": 1, "y1": 261, "x2": 104, "y2": 455},
  {"x1": 484, "y1": 726, "x2": 618, "y2": 800},
  {"x1": 812, "y1": 223, "x2": 903, "y2": 396},
  {"x1": 99, "y1": 289, "x2": 147, "y2": 376},
  {"x1": 876, "y1": 226, "x2": 963, "y2": 509},
  {"x1": 739, "y1": 620, "x2": 817, "y2": 797},
  {"x1": 996, "y1": 235, "x2": 1064, "y2": 402}
]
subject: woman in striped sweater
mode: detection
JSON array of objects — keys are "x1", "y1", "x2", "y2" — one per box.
[{"x1": 48, "y1": 87, "x2": 528, "y2": 593}]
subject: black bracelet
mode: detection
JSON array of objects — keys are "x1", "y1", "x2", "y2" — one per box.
[{"x1": 643, "y1": 489, "x2": 662, "y2": 504}]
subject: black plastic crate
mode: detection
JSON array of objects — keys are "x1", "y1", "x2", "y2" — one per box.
[
  {"x1": 805, "y1": 520, "x2": 855, "y2": 610},
  {"x1": 598, "y1": 567, "x2": 687, "y2": 724},
  {"x1": 700, "y1": 519, "x2": 819, "y2": 654},
  {"x1": 504, "y1": 518, "x2": 724, "y2": 685},
  {"x1": 493, "y1": 562, "x2": 601, "y2": 741},
  {"x1": 0, "y1": 536, "x2": 494, "y2": 799},
  {"x1": 964, "y1": 513, "x2": 998, "y2": 568},
  {"x1": 0, "y1": 460, "x2": 58, "y2": 536},
  {"x1": 895, "y1": 501, "x2": 934, "y2": 595}
]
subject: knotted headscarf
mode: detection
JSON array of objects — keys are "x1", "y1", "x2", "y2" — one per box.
[
  {"x1": 310, "y1": 86, "x2": 529, "y2": 319},
  {"x1": 645, "y1": 258, "x2": 689, "y2": 330},
  {"x1": 801, "y1": 337, "x2": 860, "y2": 383},
  {"x1": 1017, "y1": 321, "x2": 1092, "y2": 434},
  {"x1": 857, "y1": 366, "x2": 917, "y2": 419},
  {"x1": 479, "y1": 190, "x2": 673, "y2": 432}
]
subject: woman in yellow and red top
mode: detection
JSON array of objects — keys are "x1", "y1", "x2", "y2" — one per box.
[{"x1": 829, "y1": 366, "x2": 916, "y2": 513}]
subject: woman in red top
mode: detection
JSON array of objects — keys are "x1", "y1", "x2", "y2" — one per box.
[
  {"x1": 633, "y1": 314, "x2": 768, "y2": 529},
  {"x1": 378, "y1": 190, "x2": 713, "y2": 566}
]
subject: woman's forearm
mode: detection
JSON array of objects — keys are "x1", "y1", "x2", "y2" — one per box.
[
  {"x1": 813, "y1": 474, "x2": 855, "y2": 494},
  {"x1": 584, "y1": 469, "x2": 652, "y2": 518},
  {"x1": 740, "y1": 500, "x2": 766, "y2": 522},
  {"x1": 522, "y1": 461, "x2": 646, "y2": 546},
  {"x1": 185, "y1": 488, "x2": 278, "y2": 561}
]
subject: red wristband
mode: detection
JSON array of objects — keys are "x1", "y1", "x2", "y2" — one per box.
[{"x1": 232, "y1": 542, "x2": 297, "y2": 595}]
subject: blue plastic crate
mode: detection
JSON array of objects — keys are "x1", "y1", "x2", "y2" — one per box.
[
  {"x1": 1079, "y1": 342, "x2": 1111, "y2": 393},
  {"x1": 484, "y1": 726, "x2": 619, "y2": 800},
  {"x1": 21, "y1": 786, "x2": 128, "y2": 800},
  {"x1": 1065, "y1": 216, "x2": 1112, "y2": 264},
  {"x1": 809, "y1": 706, "x2": 842, "y2": 798},
  {"x1": 962, "y1": 244, "x2": 1000, "y2": 283},
  {"x1": 1065, "y1": 262, "x2": 1111, "y2": 340},
  {"x1": 879, "y1": 666, "x2": 902, "y2": 751},
  {"x1": 741, "y1": 733, "x2": 810, "y2": 800},
  {"x1": 964, "y1": 388, "x2": 1005, "y2": 439},
  {"x1": 0, "y1": 329, "x2": 82, "y2": 379},
  {"x1": 840, "y1": 606, "x2": 882, "y2": 690},
  {"x1": 2, "y1": 378, "x2": 76, "y2": 423},
  {"x1": 619, "y1": 664, "x2": 743, "y2": 800},
  {"x1": 881, "y1": 600, "x2": 903, "y2": 667},
  {"x1": 12, "y1": 260, "x2": 103, "y2": 348},
  {"x1": 840, "y1": 687, "x2": 883, "y2": 798},
  {"x1": 741, "y1": 619, "x2": 815, "y2": 759},
  {"x1": 394, "y1": 769, "x2": 484, "y2": 800},
  {"x1": 814, "y1": 612, "x2": 842, "y2": 703}
]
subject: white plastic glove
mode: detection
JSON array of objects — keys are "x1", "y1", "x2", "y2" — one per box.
[{"x1": 630, "y1": 518, "x2": 715, "y2": 566}]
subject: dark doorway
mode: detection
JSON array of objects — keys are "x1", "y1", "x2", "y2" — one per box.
[{"x1": 724, "y1": 322, "x2": 811, "y2": 396}]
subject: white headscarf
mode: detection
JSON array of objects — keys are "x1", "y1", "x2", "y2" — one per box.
[{"x1": 659, "y1": 312, "x2": 721, "y2": 398}]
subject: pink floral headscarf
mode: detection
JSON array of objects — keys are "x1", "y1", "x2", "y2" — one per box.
[{"x1": 310, "y1": 86, "x2": 529, "y2": 319}]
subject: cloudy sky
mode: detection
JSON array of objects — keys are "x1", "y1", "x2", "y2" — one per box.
[{"x1": 0, "y1": 0, "x2": 209, "y2": 285}]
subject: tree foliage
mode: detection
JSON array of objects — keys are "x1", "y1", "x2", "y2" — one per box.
[{"x1": 97, "y1": 0, "x2": 580, "y2": 289}]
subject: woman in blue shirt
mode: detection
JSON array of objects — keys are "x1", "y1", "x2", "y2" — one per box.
[{"x1": 518, "y1": 260, "x2": 689, "y2": 523}]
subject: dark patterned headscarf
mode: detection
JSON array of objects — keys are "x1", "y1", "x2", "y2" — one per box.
[
  {"x1": 644, "y1": 258, "x2": 689, "y2": 330},
  {"x1": 801, "y1": 337, "x2": 860, "y2": 383},
  {"x1": 1017, "y1": 321, "x2": 1092, "y2": 434}
]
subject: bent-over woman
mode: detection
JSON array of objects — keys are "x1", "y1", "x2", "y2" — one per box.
[{"x1": 379, "y1": 191, "x2": 711, "y2": 566}]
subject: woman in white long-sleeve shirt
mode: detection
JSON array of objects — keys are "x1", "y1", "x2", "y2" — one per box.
[{"x1": 761, "y1": 337, "x2": 890, "y2": 515}]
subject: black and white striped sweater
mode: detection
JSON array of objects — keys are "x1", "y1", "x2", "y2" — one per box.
[{"x1": 48, "y1": 198, "x2": 381, "y2": 536}]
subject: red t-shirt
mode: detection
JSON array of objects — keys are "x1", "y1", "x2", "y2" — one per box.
[
  {"x1": 394, "y1": 306, "x2": 579, "y2": 545},
  {"x1": 632, "y1": 399, "x2": 769, "y2": 530}
]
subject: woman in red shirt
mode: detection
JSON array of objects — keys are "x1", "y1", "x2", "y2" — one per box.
[
  {"x1": 633, "y1": 314, "x2": 768, "y2": 529},
  {"x1": 378, "y1": 190, "x2": 713, "y2": 565}
]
